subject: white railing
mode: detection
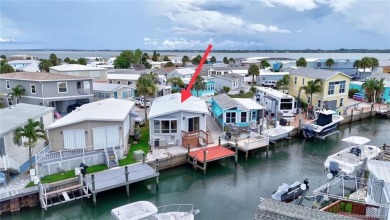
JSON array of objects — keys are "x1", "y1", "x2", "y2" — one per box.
[
  {"x1": 103, "y1": 147, "x2": 110, "y2": 168},
  {"x1": 0, "y1": 155, "x2": 20, "y2": 172},
  {"x1": 36, "y1": 145, "x2": 95, "y2": 163},
  {"x1": 35, "y1": 145, "x2": 51, "y2": 164},
  {"x1": 77, "y1": 89, "x2": 92, "y2": 95}
]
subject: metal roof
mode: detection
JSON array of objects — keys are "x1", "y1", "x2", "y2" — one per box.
[
  {"x1": 148, "y1": 93, "x2": 209, "y2": 119},
  {"x1": 46, "y1": 98, "x2": 134, "y2": 129},
  {"x1": 212, "y1": 94, "x2": 240, "y2": 110},
  {"x1": 290, "y1": 68, "x2": 351, "y2": 80},
  {"x1": 367, "y1": 160, "x2": 390, "y2": 182},
  {"x1": 93, "y1": 82, "x2": 133, "y2": 92},
  {"x1": 0, "y1": 72, "x2": 91, "y2": 81},
  {"x1": 49, "y1": 64, "x2": 107, "y2": 71},
  {"x1": 213, "y1": 73, "x2": 244, "y2": 81},
  {"x1": 0, "y1": 104, "x2": 55, "y2": 136},
  {"x1": 254, "y1": 198, "x2": 357, "y2": 220},
  {"x1": 233, "y1": 98, "x2": 263, "y2": 110}
]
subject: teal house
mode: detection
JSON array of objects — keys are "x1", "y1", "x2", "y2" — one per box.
[
  {"x1": 171, "y1": 79, "x2": 216, "y2": 97},
  {"x1": 349, "y1": 79, "x2": 390, "y2": 103},
  {"x1": 211, "y1": 94, "x2": 264, "y2": 129}
]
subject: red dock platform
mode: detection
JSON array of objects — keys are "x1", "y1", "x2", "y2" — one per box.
[{"x1": 188, "y1": 145, "x2": 235, "y2": 163}]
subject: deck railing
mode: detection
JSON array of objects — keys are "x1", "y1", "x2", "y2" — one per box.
[
  {"x1": 321, "y1": 200, "x2": 380, "y2": 219},
  {"x1": 182, "y1": 130, "x2": 208, "y2": 148},
  {"x1": 35, "y1": 145, "x2": 96, "y2": 163},
  {"x1": 0, "y1": 155, "x2": 20, "y2": 172}
]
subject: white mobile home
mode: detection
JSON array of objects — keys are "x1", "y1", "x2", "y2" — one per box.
[{"x1": 255, "y1": 87, "x2": 296, "y2": 118}]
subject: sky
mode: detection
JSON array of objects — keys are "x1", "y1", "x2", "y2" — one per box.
[{"x1": 0, "y1": 0, "x2": 389, "y2": 50}]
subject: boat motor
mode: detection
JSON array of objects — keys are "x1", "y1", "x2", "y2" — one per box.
[{"x1": 329, "y1": 161, "x2": 339, "y2": 177}]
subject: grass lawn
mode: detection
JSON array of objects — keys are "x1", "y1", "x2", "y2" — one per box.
[
  {"x1": 228, "y1": 92, "x2": 254, "y2": 98},
  {"x1": 118, "y1": 122, "x2": 149, "y2": 166},
  {"x1": 25, "y1": 164, "x2": 108, "y2": 187}
]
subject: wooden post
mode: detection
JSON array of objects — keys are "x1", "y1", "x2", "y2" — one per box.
[
  {"x1": 142, "y1": 153, "x2": 145, "y2": 164},
  {"x1": 371, "y1": 103, "x2": 374, "y2": 113},
  {"x1": 218, "y1": 136, "x2": 221, "y2": 146},
  {"x1": 245, "y1": 151, "x2": 248, "y2": 161},
  {"x1": 91, "y1": 174, "x2": 96, "y2": 205},
  {"x1": 350, "y1": 109, "x2": 353, "y2": 124},
  {"x1": 187, "y1": 144, "x2": 190, "y2": 162},
  {"x1": 266, "y1": 144, "x2": 269, "y2": 157},
  {"x1": 203, "y1": 150, "x2": 207, "y2": 174},
  {"x1": 125, "y1": 166, "x2": 129, "y2": 197},
  {"x1": 156, "y1": 163, "x2": 159, "y2": 191},
  {"x1": 235, "y1": 143, "x2": 238, "y2": 167}
]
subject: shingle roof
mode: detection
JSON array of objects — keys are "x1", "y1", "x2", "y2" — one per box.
[
  {"x1": 0, "y1": 104, "x2": 54, "y2": 136},
  {"x1": 215, "y1": 73, "x2": 244, "y2": 81},
  {"x1": 254, "y1": 198, "x2": 358, "y2": 220},
  {"x1": 212, "y1": 94, "x2": 240, "y2": 110},
  {"x1": 289, "y1": 68, "x2": 351, "y2": 80},
  {"x1": 0, "y1": 72, "x2": 91, "y2": 81},
  {"x1": 93, "y1": 82, "x2": 133, "y2": 92},
  {"x1": 46, "y1": 98, "x2": 134, "y2": 129}
]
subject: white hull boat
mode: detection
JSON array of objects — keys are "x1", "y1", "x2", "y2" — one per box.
[
  {"x1": 303, "y1": 110, "x2": 344, "y2": 139},
  {"x1": 324, "y1": 136, "x2": 381, "y2": 176},
  {"x1": 262, "y1": 125, "x2": 294, "y2": 142},
  {"x1": 111, "y1": 201, "x2": 199, "y2": 220}
]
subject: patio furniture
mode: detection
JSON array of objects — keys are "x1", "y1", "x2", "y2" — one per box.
[
  {"x1": 199, "y1": 138, "x2": 206, "y2": 148},
  {"x1": 0, "y1": 172, "x2": 6, "y2": 187}
]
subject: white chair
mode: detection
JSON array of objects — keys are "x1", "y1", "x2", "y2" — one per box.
[{"x1": 199, "y1": 138, "x2": 206, "y2": 148}]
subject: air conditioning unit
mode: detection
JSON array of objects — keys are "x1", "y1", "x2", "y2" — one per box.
[{"x1": 154, "y1": 138, "x2": 160, "y2": 147}]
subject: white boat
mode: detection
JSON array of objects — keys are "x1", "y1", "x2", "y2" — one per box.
[
  {"x1": 302, "y1": 110, "x2": 344, "y2": 138},
  {"x1": 111, "y1": 201, "x2": 199, "y2": 220},
  {"x1": 324, "y1": 136, "x2": 381, "y2": 176},
  {"x1": 262, "y1": 125, "x2": 294, "y2": 142}
]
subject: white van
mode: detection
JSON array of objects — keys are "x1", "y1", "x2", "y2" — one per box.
[{"x1": 135, "y1": 97, "x2": 151, "y2": 108}]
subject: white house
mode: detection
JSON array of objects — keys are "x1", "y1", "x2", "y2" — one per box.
[
  {"x1": 0, "y1": 104, "x2": 55, "y2": 173},
  {"x1": 167, "y1": 68, "x2": 195, "y2": 79},
  {"x1": 108, "y1": 74, "x2": 140, "y2": 86},
  {"x1": 8, "y1": 60, "x2": 40, "y2": 70},
  {"x1": 46, "y1": 98, "x2": 135, "y2": 152},
  {"x1": 93, "y1": 82, "x2": 135, "y2": 101},
  {"x1": 148, "y1": 93, "x2": 209, "y2": 148},
  {"x1": 150, "y1": 61, "x2": 168, "y2": 69},
  {"x1": 49, "y1": 64, "x2": 108, "y2": 82},
  {"x1": 208, "y1": 73, "x2": 245, "y2": 93}
]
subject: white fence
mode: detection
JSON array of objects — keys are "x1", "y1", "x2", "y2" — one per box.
[
  {"x1": 0, "y1": 155, "x2": 20, "y2": 172},
  {"x1": 35, "y1": 145, "x2": 96, "y2": 164}
]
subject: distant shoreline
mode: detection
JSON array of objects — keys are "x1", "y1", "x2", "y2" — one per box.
[{"x1": 1, "y1": 49, "x2": 390, "y2": 53}]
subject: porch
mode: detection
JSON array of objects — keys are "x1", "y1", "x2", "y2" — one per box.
[
  {"x1": 182, "y1": 130, "x2": 208, "y2": 148},
  {"x1": 321, "y1": 200, "x2": 381, "y2": 219}
]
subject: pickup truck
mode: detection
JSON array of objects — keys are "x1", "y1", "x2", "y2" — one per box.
[{"x1": 135, "y1": 97, "x2": 151, "y2": 108}]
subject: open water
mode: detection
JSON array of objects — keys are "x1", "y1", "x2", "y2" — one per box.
[{"x1": 2, "y1": 118, "x2": 390, "y2": 220}]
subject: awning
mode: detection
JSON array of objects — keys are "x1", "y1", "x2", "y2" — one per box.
[{"x1": 212, "y1": 105, "x2": 223, "y2": 117}]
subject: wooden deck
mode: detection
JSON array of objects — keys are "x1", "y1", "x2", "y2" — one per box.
[
  {"x1": 188, "y1": 145, "x2": 235, "y2": 164},
  {"x1": 85, "y1": 163, "x2": 158, "y2": 194}
]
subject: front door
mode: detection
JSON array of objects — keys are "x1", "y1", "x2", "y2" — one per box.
[
  {"x1": 114, "y1": 92, "x2": 118, "y2": 98},
  {"x1": 188, "y1": 117, "x2": 200, "y2": 132}
]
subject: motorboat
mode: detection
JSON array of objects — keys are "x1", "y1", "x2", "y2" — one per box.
[
  {"x1": 324, "y1": 136, "x2": 381, "y2": 176},
  {"x1": 271, "y1": 179, "x2": 309, "y2": 203},
  {"x1": 111, "y1": 201, "x2": 199, "y2": 220},
  {"x1": 302, "y1": 110, "x2": 344, "y2": 138},
  {"x1": 262, "y1": 125, "x2": 294, "y2": 142}
]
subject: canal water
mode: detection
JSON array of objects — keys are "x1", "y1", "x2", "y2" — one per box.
[{"x1": 4, "y1": 118, "x2": 390, "y2": 220}]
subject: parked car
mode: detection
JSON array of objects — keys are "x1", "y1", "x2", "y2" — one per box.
[
  {"x1": 134, "y1": 116, "x2": 145, "y2": 126},
  {"x1": 67, "y1": 102, "x2": 85, "y2": 113},
  {"x1": 262, "y1": 80, "x2": 276, "y2": 88},
  {"x1": 135, "y1": 97, "x2": 151, "y2": 108}
]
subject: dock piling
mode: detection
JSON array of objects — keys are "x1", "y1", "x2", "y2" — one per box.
[
  {"x1": 187, "y1": 144, "x2": 190, "y2": 162},
  {"x1": 91, "y1": 174, "x2": 96, "y2": 205},
  {"x1": 235, "y1": 143, "x2": 238, "y2": 167},
  {"x1": 218, "y1": 136, "x2": 221, "y2": 146},
  {"x1": 203, "y1": 150, "x2": 207, "y2": 174},
  {"x1": 155, "y1": 161, "x2": 159, "y2": 191},
  {"x1": 351, "y1": 110, "x2": 354, "y2": 124},
  {"x1": 142, "y1": 153, "x2": 145, "y2": 164},
  {"x1": 266, "y1": 144, "x2": 269, "y2": 157},
  {"x1": 125, "y1": 166, "x2": 129, "y2": 197}
]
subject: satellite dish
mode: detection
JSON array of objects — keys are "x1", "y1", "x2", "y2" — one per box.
[
  {"x1": 327, "y1": 173, "x2": 333, "y2": 179},
  {"x1": 300, "y1": 184, "x2": 306, "y2": 190}
]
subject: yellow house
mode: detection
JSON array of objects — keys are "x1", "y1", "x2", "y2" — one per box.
[{"x1": 289, "y1": 68, "x2": 351, "y2": 114}]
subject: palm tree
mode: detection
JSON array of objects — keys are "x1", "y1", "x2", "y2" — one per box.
[
  {"x1": 182, "y1": 55, "x2": 190, "y2": 66},
  {"x1": 276, "y1": 74, "x2": 290, "y2": 93},
  {"x1": 359, "y1": 57, "x2": 372, "y2": 78},
  {"x1": 193, "y1": 76, "x2": 205, "y2": 97},
  {"x1": 13, "y1": 119, "x2": 48, "y2": 170},
  {"x1": 370, "y1": 57, "x2": 379, "y2": 72},
  {"x1": 228, "y1": 58, "x2": 235, "y2": 64},
  {"x1": 296, "y1": 57, "x2": 307, "y2": 67},
  {"x1": 362, "y1": 78, "x2": 385, "y2": 103},
  {"x1": 353, "y1": 60, "x2": 360, "y2": 75},
  {"x1": 167, "y1": 77, "x2": 185, "y2": 88},
  {"x1": 260, "y1": 60, "x2": 271, "y2": 69},
  {"x1": 39, "y1": 59, "x2": 53, "y2": 72},
  {"x1": 301, "y1": 79, "x2": 323, "y2": 108},
  {"x1": 136, "y1": 74, "x2": 157, "y2": 118},
  {"x1": 325, "y1": 58, "x2": 335, "y2": 69},
  {"x1": 10, "y1": 85, "x2": 25, "y2": 104},
  {"x1": 248, "y1": 64, "x2": 260, "y2": 85}
]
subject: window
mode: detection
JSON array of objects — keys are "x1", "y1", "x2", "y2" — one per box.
[
  {"x1": 328, "y1": 82, "x2": 335, "y2": 95},
  {"x1": 294, "y1": 77, "x2": 297, "y2": 85},
  {"x1": 317, "y1": 100, "x2": 321, "y2": 108},
  {"x1": 31, "y1": 84, "x2": 36, "y2": 94},
  {"x1": 340, "y1": 98, "x2": 343, "y2": 107},
  {"x1": 7, "y1": 97, "x2": 12, "y2": 106},
  {"x1": 5, "y1": 80, "x2": 10, "y2": 89},
  {"x1": 280, "y1": 99, "x2": 293, "y2": 110},
  {"x1": 316, "y1": 62, "x2": 321, "y2": 68},
  {"x1": 226, "y1": 112, "x2": 236, "y2": 123},
  {"x1": 58, "y1": 82, "x2": 68, "y2": 93},
  {"x1": 241, "y1": 112, "x2": 247, "y2": 123},
  {"x1": 188, "y1": 117, "x2": 199, "y2": 132},
  {"x1": 302, "y1": 78, "x2": 305, "y2": 85},
  {"x1": 117, "y1": 81, "x2": 120, "y2": 84},
  {"x1": 128, "y1": 81, "x2": 132, "y2": 85},
  {"x1": 153, "y1": 120, "x2": 178, "y2": 134},
  {"x1": 339, "y1": 81, "x2": 346, "y2": 93}
]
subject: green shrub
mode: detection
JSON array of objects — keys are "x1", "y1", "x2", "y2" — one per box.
[
  {"x1": 239, "y1": 90, "x2": 244, "y2": 94},
  {"x1": 348, "y1": 88, "x2": 360, "y2": 98}
]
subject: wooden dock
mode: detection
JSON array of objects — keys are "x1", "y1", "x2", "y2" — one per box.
[
  {"x1": 226, "y1": 133, "x2": 270, "y2": 160},
  {"x1": 377, "y1": 144, "x2": 390, "y2": 161},
  {"x1": 85, "y1": 163, "x2": 159, "y2": 205},
  {"x1": 187, "y1": 145, "x2": 236, "y2": 174}
]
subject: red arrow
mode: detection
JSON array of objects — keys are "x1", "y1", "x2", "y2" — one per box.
[{"x1": 181, "y1": 44, "x2": 213, "y2": 103}]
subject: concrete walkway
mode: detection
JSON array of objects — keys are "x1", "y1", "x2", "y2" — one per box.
[
  {"x1": 206, "y1": 114, "x2": 223, "y2": 147},
  {"x1": 0, "y1": 172, "x2": 31, "y2": 194}
]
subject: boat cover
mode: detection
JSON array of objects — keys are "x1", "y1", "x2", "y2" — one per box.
[
  {"x1": 271, "y1": 181, "x2": 300, "y2": 201},
  {"x1": 341, "y1": 136, "x2": 371, "y2": 145}
]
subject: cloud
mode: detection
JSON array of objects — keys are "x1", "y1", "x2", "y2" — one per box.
[
  {"x1": 0, "y1": 16, "x2": 22, "y2": 37},
  {"x1": 0, "y1": 37, "x2": 16, "y2": 43},
  {"x1": 260, "y1": 0, "x2": 356, "y2": 12},
  {"x1": 247, "y1": 24, "x2": 291, "y2": 33},
  {"x1": 143, "y1": 37, "x2": 158, "y2": 45},
  {"x1": 153, "y1": 37, "x2": 264, "y2": 49}
]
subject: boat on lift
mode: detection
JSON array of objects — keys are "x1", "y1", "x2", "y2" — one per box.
[
  {"x1": 262, "y1": 125, "x2": 294, "y2": 142},
  {"x1": 271, "y1": 179, "x2": 310, "y2": 203},
  {"x1": 302, "y1": 110, "x2": 344, "y2": 139}
]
